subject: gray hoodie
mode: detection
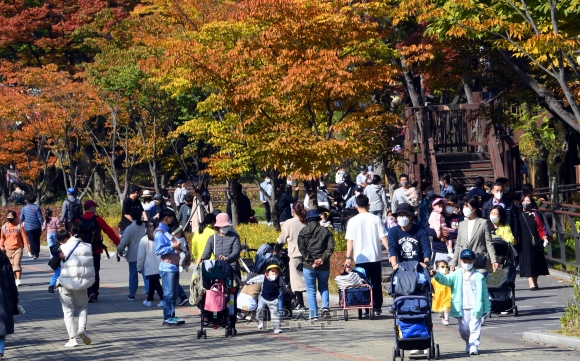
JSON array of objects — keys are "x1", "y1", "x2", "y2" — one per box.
[
  {"x1": 117, "y1": 221, "x2": 146, "y2": 262},
  {"x1": 364, "y1": 184, "x2": 388, "y2": 213}
]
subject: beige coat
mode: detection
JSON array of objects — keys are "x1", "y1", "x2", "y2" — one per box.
[
  {"x1": 277, "y1": 216, "x2": 306, "y2": 292},
  {"x1": 190, "y1": 197, "x2": 214, "y2": 234}
]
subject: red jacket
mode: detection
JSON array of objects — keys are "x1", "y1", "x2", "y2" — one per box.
[{"x1": 81, "y1": 212, "x2": 120, "y2": 254}]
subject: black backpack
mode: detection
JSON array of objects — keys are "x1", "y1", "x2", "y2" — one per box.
[
  {"x1": 80, "y1": 216, "x2": 101, "y2": 250},
  {"x1": 68, "y1": 199, "x2": 82, "y2": 222}
]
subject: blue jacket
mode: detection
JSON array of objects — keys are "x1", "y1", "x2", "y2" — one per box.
[
  {"x1": 154, "y1": 223, "x2": 178, "y2": 273},
  {"x1": 20, "y1": 204, "x2": 44, "y2": 231},
  {"x1": 433, "y1": 269, "x2": 491, "y2": 319}
]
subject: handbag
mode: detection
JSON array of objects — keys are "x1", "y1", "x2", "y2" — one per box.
[
  {"x1": 48, "y1": 256, "x2": 61, "y2": 271},
  {"x1": 204, "y1": 282, "x2": 227, "y2": 312}
]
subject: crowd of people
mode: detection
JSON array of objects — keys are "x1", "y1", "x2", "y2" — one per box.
[{"x1": 0, "y1": 170, "x2": 554, "y2": 358}]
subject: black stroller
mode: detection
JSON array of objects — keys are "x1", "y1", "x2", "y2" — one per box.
[
  {"x1": 389, "y1": 261, "x2": 439, "y2": 361},
  {"x1": 487, "y1": 238, "x2": 518, "y2": 317}
]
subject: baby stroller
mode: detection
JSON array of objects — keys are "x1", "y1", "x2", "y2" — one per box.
[
  {"x1": 196, "y1": 260, "x2": 237, "y2": 339},
  {"x1": 389, "y1": 261, "x2": 439, "y2": 361},
  {"x1": 337, "y1": 267, "x2": 374, "y2": 321},
  {"x1": 487, "y1": 238, "x2": 518, "y2": 317}
]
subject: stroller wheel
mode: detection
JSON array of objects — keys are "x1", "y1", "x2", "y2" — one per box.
[
  {"x1": 435, "y1": 344, "x2": 440, "y2": 360},
  {"x1": 203, "y1": 329, "x2": 207, "y2": 339},
  {"x1": 196, "y1": 330, "x2": 202, "y2": 340},
  {"x1": 514, "y1": 306, "x2": 519, "y2": 317},
  {"x1": 369, "y1": 309, "x2": 375, "y2": 320},
  {"x1": 344, "y1": 309, "x2": 349, "y2": 321},
  {"x1": 392, "y1": 347, "x2": 396, "y2": 361},
  {"x1": 225, "y1": 327, "x2": 229, "y2": 338}
]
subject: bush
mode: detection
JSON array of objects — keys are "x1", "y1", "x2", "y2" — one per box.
[
  {"x1": 235, "y1": 223, "x2": 281, "y2": 249},
  {"x1": 559, "y1": 275, "x2": 580, "y2": 338}
]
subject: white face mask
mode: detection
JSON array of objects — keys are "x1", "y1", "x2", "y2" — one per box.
[
  {"x1": 397, "y1": 216, "x2": 410, "y2": 227},
  {"x1": 439, "y1": 180, "x2": 444, "y2": 186},
  {"x1": 265, "y1": 179, "x2": 271, "y2": 184},
  {"x1": 463, "y1": 207, "x2": 472, "y2": 217},
  {"x1": 268, "y1": 274, "x2": 277, "y2": 281},
  {"x1": 494, "y1": 192, "x2": 503, "y2": 200},
  {"x1": 437, "y1": 268, "x2": 448, "y2": 275},
  {"x1": 445, "y1": 206, "x2": 455, "y2": 214},
  {"x1": 490, "y1": 215, "x2": 500, "y2": 224},
  {"x1": 219, "y1": 226, "x2": 230, "y2": 234},
  {"x1": 461, "y1": 262, "x2": 474, "y2": 271},
  {"x1": 486, "y1": 189, "x2": 491, "y2": 194}
]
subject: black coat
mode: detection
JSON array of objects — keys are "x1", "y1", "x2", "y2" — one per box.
[
  {"x1": 0, "y1": 252, "x2": 19, "y2": 336},
  {"x1": 297, "y1": 221, "x2": 334, "y2": 271},
  {"x1": 277, "y1": 190, "x2": 299, "y2": 223}
]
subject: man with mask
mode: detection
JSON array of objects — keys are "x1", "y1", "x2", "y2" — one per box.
[
  {"x1": 391, "y1": 174, "x2": 410, "y2": 214},
  {"x1": 388, "y1": 203, "x2": 432, "y2": 269},
  {"x1": 481, "y1": 182, "x2": 519, "y2": 238},
  {"x1": 337, "y1": 173, "x2": 355, "y2": 201},
  {"x1": 260, "y1": 175, "x2": 273, "y2": 225},
  {"x1": 418, "y1": 182, "x2": 439, "y2": 228},
  {"x1": 120, "y1": 185, "x2": 148, "y2": 234},
  {"x1": 356, "y1": 165, "x2": 368, "y2": 187}
]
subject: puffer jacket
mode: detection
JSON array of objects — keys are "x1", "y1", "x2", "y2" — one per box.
[
  {"x1": 297, "y1": 221, "x2": 334, "y2": 271},
  {"x1": 137, "y1": 236, "x2": 161, "y2": 277},
  {"x1": 58, "y1": 237, "x2": 95, "y2": 290}
]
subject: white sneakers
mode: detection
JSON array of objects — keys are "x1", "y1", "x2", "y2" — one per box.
[
  {"x1": 274, "y1": 328, "x2": 283, "y2": 334},
  {"x1": 143, "y1": 300, "x2": 152, "y2": 307},
  {"x1": 15, "y1": 279, "x2": 21, "y2": 287},
  {"x1": 77, "y1": 330, "x2": 91, "y2": 345},
  {"x1": 469, "y1": 346, "x2": 479, "y2": 355},
  {"x1": 258, "y1": 320, "x2": 263, "y2": 330},
  {"x1": 441, "y1": 318, "x2": 449, "y2": 326},
  {"x1": 157, "y1": 301, "x2": 164, "y2": 308},
  {"x1": 64, "y1": 339, "x2": 78, "y2": 347}
]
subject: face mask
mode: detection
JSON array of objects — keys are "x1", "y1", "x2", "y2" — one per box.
[
  {"x1": 427, "y1": 190, "x2": 434, "y2": 197},
  {"x1": 494, "y1": 192, "x2": 503, "y2": 200},
  {"x1": 266, "y1": 179, "x2": 271, "y2": 184},
  {"x1": 397, "y1": 216, "x2": 410, "y2": 227},
  {"x1": 401, "y1": 181, "x2": 408, "y2": 187},
  {"x1": 522, "y1": 202, "x2": 531, "y2": 211},
  {"x1": 490, "y1": 215, "x2": 500, "y2": 224},
  {"x1": 445, "y1": 206, "x2": 455, "y2": 214},
  {"x1": 486, "y1": 189, "x2": 491, "y2": 194},
  {"x1": 461, "y1": 262, "x2": 474, "y2": 271},
  {"x1": 437, "y1": 268, "x2": 448, "y2": 275},
  {"x1": 220, "y1": 226, "x2": 230, "y2": 234},
  {"x1": 354, "y1": 192, "x2": 360, "y2": 197},
  {"x1": 268, "y1": 274, "x2": 277, "y2": 281},
  {"x1": 439, "y1": 180, "x2": 444, "y2": 186},
  {"x1": 463, "y1": 207, "x2": 472, "y2": 217},
  {"x1": 433, "y1": 205, "x2": 443, "y2": 214}
]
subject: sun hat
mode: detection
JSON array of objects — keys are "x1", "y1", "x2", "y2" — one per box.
[{"x1": 215, "y1": 213, "x2": 232, "y2": 227}]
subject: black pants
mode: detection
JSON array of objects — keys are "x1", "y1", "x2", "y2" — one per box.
[
  {"x1": 87, "y1": 254, "x2": 101, "y2": 297},
  {"x1": 26, "y1": 228, "x2": 42, "y2": 257},
  {"x1": 263, "y1": 201, "x2": 271, "y2": 222},
  {"x1": 147, "y1": 277, "x2": 163, "y2": 302},
  {"x1": 357, "y1": 261, "x2": 383, "y2": 311}
]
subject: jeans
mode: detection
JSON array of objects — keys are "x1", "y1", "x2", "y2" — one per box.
[
  {"x1": 87, "y1": 254, "x2": 101, "y2": 297},
  {"x1": 59, "y1": 287, "x2": 88, "y2": 339},
  {"x1": 0, "y1": 335, "x2": 5, "y2": 354},
  {"x1": 370, "y1": 210, "x2": 382, "y2": 217},
  {"x1": 143, "y1": 273, "x2": 150, "y2": 294},
  {"x1": 50, "y1": 265, "x2": 61, "y2": 287},
  {"x1": 303, "y1": 268, "x2": 330, "y2": 319},
  {"x1": 26, "y1": 228, "x2": 42, "y2": 257},
  {"x1": 357, "y1": 261, "x2": 383, "y2": 311},
  {"x1": 160, "y1": 271, "x2": 179, "y2": 320},
  {"x1": 47, "y1": 232, "x2": 58, "y2": 248},
  {"x1": 278, "y1": 289, "x2": 284, "y2": 316},
  {"x1": 128, "y1": 262, "x2": 138, "y2": 297}
]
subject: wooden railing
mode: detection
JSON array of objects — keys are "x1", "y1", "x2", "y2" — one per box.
[{"x1": 539, "y1": 201, "x2": 580, "y2": 269}]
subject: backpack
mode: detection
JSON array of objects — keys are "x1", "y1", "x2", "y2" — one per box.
[
  {"x1": 80, "y1": 216, "x2": 101, "y2": 251},
  {"x1": 67, "y1": 199, "x2": 82, "y2": 222},
  {"x1": 200, "y1": 188, "x2": 211, "y2": 206}
]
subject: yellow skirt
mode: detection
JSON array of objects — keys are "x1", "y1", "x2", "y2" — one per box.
[{"x1": 431, "y1": 279, "x2": 451, "y2": 312}]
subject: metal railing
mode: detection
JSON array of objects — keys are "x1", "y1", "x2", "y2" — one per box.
[{"x1": 538, "y1": 202, "x2": 580, "y2": 270}]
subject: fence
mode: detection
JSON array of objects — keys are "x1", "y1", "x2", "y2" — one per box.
[{"x1": 539, "y1": 201, "x2": 580, "y2": 270}]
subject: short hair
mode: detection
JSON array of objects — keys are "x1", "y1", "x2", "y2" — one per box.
[
  {"x1": 436, "y1": 260, "x2": 449, "y2": 268},
  {"x1": 445, "y1": 193, "x2": 458, "y2": 204},
  {"x1": 6, "y1": 210, "x2": 17, "y2": 219},
  {"x1": 485, "y1": 181, "x2": 494, "y2": 189},
  {"x1": 495, "y1": 177, "x2": 509, "y2": 184},
  {"x1": 57, "y1": 229, "x2": 70, "y2": 243},
  {"x1": 26, "y1": 194, "x2": 36, "y2": 204},
  {"x1": 399, "y1": 174, "x2": 409, "y2": 180},
  {"x1": 159, "y1": 208, "x2": 176, "y2": 221},
  {"x1": 493, "y1": 182, "x2": 504, "y2": 189},
  {"x1": 522, "y1": 183, "x2": 534, "y2": 195},
  {"x1": 184, "y1": 194, "x2": 194, "y2": 203},
  {"x1": 420, "y1": 182, "x2": 432, "y2": 191},
  {"x1": 475, "y1": 177, "x2": 484, "y2": 187},
  {"x1": 355, "y1": 194, "x2": 370, "y2": 208},
  {"x1": 490, "y1": 205, "x2": 507, "y2": 225},
  {"x1": 441, "y1": 174, "x2": 451, "y2": 182},
  {"x1": 68, "y1": 221, "x2": 84, "y2": 238},
  {"x1": 372, "y1": 174, "x2": 381, "y2": 185},
  {"x1": 130, "y1": 208, "x2": 143, "y2": 224}
]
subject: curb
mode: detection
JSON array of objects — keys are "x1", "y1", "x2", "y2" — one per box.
[
  {"x1": 522, "y1": 331, "x2": 580, "y2": 351},
  {"x1": 548, "y1": 268, "x2": 575, "y2": 282}
]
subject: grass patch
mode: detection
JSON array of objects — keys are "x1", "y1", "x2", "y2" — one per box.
[{"x1": 556, "y1": 275, "x2": 580, "y2": 338}]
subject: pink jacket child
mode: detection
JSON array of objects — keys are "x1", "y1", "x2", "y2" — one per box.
[{"x1": 428, "y1": 198, "x2": 454, "y2": 256}]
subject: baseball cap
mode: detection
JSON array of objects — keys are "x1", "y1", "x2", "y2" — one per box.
[
  {"x1": 176, "y1": 179, "x2": 184, "y2": 185},
  {"x1": 354, "y1": 185, "x2": 364, "y2": 192},
  {"x1": 459, "y1": 249, "x2": 475, "y2": 260},
  {"x1": 130, "y1": 185, "x2": 142, "y2": 194},
  {"x1": 394, "y1": 203, "x2": 415, "y2": 217},
  {"x1": 153, "y1": 193, "x2": 163, "y2": 200},
  {"x1": 67, "y1": 188, "x2": 75, "y2": 195},
  {"x1": 84, "y1": 200, "x2": 99, "y2": 210},
  {"x1": 304, "y1": 209, "x2": 320, "y2": 222}
]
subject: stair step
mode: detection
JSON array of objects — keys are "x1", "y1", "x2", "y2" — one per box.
[
  {"x1": 437, "y1": 160, "x2": 491, "y2": 166},
  {"x1": 438, "y1": 167, "x2": 494, "y2": 172}
]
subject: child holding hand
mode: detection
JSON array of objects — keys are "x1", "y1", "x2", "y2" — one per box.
[{"x1": 431, "y1": 260, "x2": 452, "y2": 326}]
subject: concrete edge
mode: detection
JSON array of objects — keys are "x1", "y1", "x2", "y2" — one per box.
[
  {"x1": 548, "y1": 268, "x2": 575, "y2": 282},
  {"x1": 522, "y1": 331, "x2": 580, "y2": 351}
]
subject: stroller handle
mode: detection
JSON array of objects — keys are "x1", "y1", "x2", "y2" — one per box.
[{"x1": 391, "y1": 295, "x2": 431, "y2": 302}]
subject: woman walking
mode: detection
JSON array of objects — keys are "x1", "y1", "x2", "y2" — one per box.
[
  {"x1": 117, "y1": 209, "x2": 147, "y2": 301},
  {"x1": 43, "y1": 208, "x2": 62, "y2": 249},
  {"x1": 137, "y1": 222, "x2": 164, "y2": 307},
  {"x1": 519, "y1": 194, "x2": 549, "y2": 290},
  {"x1": 297, "y1": 209, "x2": 334, "y2": 321},
  {"x1": 0, "y1": 211, "x2": 30, "y2": 287},
  {"x1": 451, "y1": 198, "x2": 498, "y2": 274},
  {"x1": 0, "y1": 247, "x2": 19, "y2": 360},
  {"x1": 277, "y1": 202, "x2": 307, "y2": 311},
  {"x1": 191, "y1": 213, "x2": 216, "y2": 264},
  {"x1": 58, "y1": 222, "x2": 95, "y2": 347}
]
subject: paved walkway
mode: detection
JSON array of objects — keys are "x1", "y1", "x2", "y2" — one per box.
[{"x1": 4, "y1": 252, "x2": 579, "y2": 360}]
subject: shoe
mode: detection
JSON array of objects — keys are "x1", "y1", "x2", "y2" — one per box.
[
  {"x1": 409, "y1": 350, "x2": 422, "y2": 355},
  {"x1": 127, "y1": 296, "x2": 135, "y2": 301},
  {"x1": 258, "y1": 320, "x2": 263, "y2": 330},
  {"x1": 77, "y1": 330, "x2": 91, "y2": 345},
  {"x1": 274, "y1": 328, "x2": 283, "y2": 334},
  {"x1": 64, "y1": 339, "x2": 78, "y2": 347},
  {"x1": 48, "y1": 285, "x2": 55, "y2": 293},
  {"x1": 33, "y1": 256, "x2": 38, "y2": 260},
  {"x1": 178, "y1": 298, "x2": 188, "y2": 306},
  {"x1": 321, "y1": 307, "x2": 330, "y2": 319},
  {"x1": 15, "y1": 279, "x2": 21, "y2": 287},
  {"x1": 143, "y1": 300, "x2": 152, "y2": 307},
  {"x1": 163, "y1": 318, "x2": 178, "y2": 326},
  {"x1": 374, "y1": 309, "x2": 382, "y2": 316},
  {"x1": 172, "y1": 317, "x2": 185, "y2": 325},
  {"x1": 157, "y1": 301, "x2": 164, "y2": 308},
  {"x1": 294, "y1": 305, "x2": 306, "y2": 311},
  {"x1": 361, "y1": 311, "x2": 369, "y2": 319},
  {"x1": 529, "y1": 287, "x2": 538, "y2": 291},
  {"x1": 310, "y1": 318, "x2": 319, "y2": 324},
  {"x1": 88, "y1": 294, "x2": 98, "y2": 303},
  {"x1": 179, "y1": 266, "x2": 184, "y2": 273},
  {"x1": 469, "y1": 346, "x2": 478, "y2": 355},
  {"x1": 441, "y1": 318, "x2": 449, "y2": 326}
]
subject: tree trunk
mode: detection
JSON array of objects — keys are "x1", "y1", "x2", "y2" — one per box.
[
  {"x1": 400, "y1": 56, "x2": 423, "y2": 107},
  {"x1": 227, "y1": 177, "x2": 240, "y2": 226},
  {"x1": 462, "y1": 73, "x2": 474, "y2": 104}
]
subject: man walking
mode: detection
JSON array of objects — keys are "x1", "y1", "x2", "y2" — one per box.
[
  {"x1": 155, "y1": 209, "x2": 186, "y2": 326},
  {"x1": 388, "y1": 203, "x2": 432, "y2": 268},
  {"x1": 173, "y1": 180, "x2": 188, "y2": 212},
  {"x1": 344, "y1": 195, "x2": 389, "y2": 316},
  {"x1": 81, "y1": 200, "x2": 121, "y2": 303},
  {"x1": 60, "y1": 188, "x2": 82, "y2": 227},
  {"x1": 20, "y1": 195, "x2": 43, "y2": 259},
  {"x1": 391, "y1": 174, "x2": 410, "y2": 214},
  {"x1": 120, "y1": 185, "x2": 148, "y2": 234},
  {"x1": 260, "y1": 175, "x2": 273, "y2": 225}
]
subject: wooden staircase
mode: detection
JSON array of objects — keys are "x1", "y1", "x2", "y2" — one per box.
[{"x1": 436, "y1": 152, "x2": 495, "y2": 189}]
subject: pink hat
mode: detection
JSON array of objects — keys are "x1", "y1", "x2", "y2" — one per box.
[
  {"x1": 431, "y1": 198, "x2": 447, "y2": 208},
  {"x1": 215, "y1": 213, "x2": 232, "y2": 227}
]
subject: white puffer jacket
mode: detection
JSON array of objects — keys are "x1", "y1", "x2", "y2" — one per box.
[
  {"x1": 58, "y1": 237, "x2": 95, "y2": 290},
  {"x1": 137, "y1": 236, "x2": 161, "y2": 277}
]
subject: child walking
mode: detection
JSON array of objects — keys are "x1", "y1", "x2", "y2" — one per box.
[
  {"x1": 43, "y1": 208, "x2": 62, "y2": 249},
  {"x1": 431, "y1": 249, "x2": 491, "y2": 355},
  {"x1": 429, "y1": 198, "x2": 454, "y2": 258},
  {"x1": 246, "y1": 260, "x2": 290, "y2": 334},
  {"x1": 137, "y1": 222, "x2": 164, "y2": 307},
  {"x1": 431, "y1": 260, "x2": 452, "y2": 326},
  {"x1": 48, "y1": 229, "x2": 70, "y2": 293}
]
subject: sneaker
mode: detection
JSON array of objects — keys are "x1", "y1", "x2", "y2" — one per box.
[
  {"x1": 172, "y1": 317, "x2": 185, "y2": 325},
  {"x1": 127, "y1": 296, "x2": 135, "y2": 301},
  {"x1": 163, "y1": 318, "x2": 178, "y2": 326},
  {"x1": 157, "y1": 301, "x2": 164, "y2": 308},
  {"x1": 310, "y1": 318, "x2": 319, "y2": 324},
  {"x1": 469, "y1": 346, "x2": 478, "y2": 355},
  {"x1": 178, "y1": 298, "x2": 188, "y2": 306},
  {"x1": 441, "y1": 318, "x2": 449, "y2": 326},
  {"x1": 64, "y1": 339, "x2": 78, "y2": 347},
  {"x1": 258, "y1": 320, "x2": 263, "y2": 330},
  {"x1": 361, "y1": 310, "x2": 369, "y2": 319},
  {"x1": 274, "y1": 328, "x2": 283, "y2": 334},
  {"x1": 48, "y1": 285, "x2": 55, "y2": 293},
  {"x1": 374, "y1": 309, "x2": 382, "y2": 316},
  {"x1": 15, "y1": 279, "x2": 21, "y2": 287},
  {"x1": 294, "y1": 305, "x2": 306, "y2": 311},
  {"x1": 321, "y1": 307, "x2": 331, "y2": 319},
  {"x1": 88, "y1": 294, "x2": 98, "y2": 303},
  {"x1": 77, "y1": 330, "x2": 91, "y2": 345},
  {"x1": 143, "y1": 300, "x2": 152, "y2": 307}
]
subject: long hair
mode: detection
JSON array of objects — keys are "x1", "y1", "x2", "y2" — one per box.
[
  {"x1": 292, "y1": 201, "x2": 307, "y2": 223},
  {"x1": 145, "y1": 221, "x2": 157, "y2": 241},
  {"x1": 199, "y1": 213, "x2": 217, "y2": 233},
  {"x1": 45, "y1": 208, "x2": 53, "y2": 224}
]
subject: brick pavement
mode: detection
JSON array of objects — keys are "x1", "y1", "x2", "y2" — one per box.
[{"x1": 3, "y1": 253, "x2": 579, "y2": 360}]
